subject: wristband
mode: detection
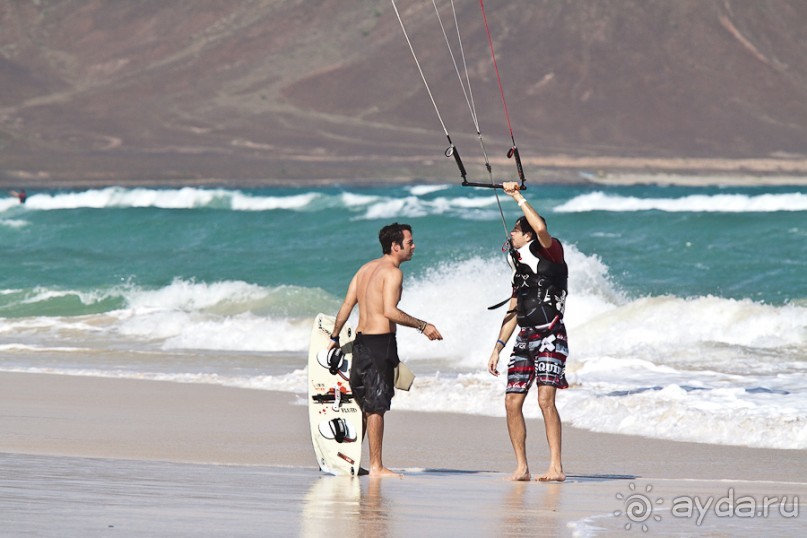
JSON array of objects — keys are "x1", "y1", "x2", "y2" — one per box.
[
  {"x1": 496, "y1": 339, "x2": 506, "y2": 347},
  {"x1": 517, "y1": 198, "x2": 527, "y2": 207},
  {"x1": 329, "y1": 335, "x2": 340, "y2": 343}
]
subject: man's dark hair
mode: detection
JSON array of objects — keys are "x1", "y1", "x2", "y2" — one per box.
[
  {"x1": 515, "y1": 216, "x2": 535, "y2": 239},
  {"x1": 379, "y1": 222, "x2": 412, "y2": 254},
  {"x1": 514, "y1": 215, "x2": 547, "y2": 240}
]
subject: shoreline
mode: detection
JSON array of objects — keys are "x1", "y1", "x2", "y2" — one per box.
[
  {"x1": 1, "y1": 372, "x2": 804, "y2": 536},
  {"x1": 1, "y1": 372, "x2": 804, "y2": 481},
  {"x1": 2, "y1": 156, "x2": 807, "y2": 190}
]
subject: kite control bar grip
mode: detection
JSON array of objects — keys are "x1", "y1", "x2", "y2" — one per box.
[{"x1": 461, "y1": 180, "x2": 527, "y2": 190}]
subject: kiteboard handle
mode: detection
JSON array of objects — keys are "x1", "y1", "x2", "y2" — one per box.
[{"x1": 461, "y1": 180, "x2": 527, "y2": 190}]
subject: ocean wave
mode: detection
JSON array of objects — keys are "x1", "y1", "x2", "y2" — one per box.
[
  {"x1": 408, "y1": 184, "x2": 452, "y2": 196},
  {"x1": 3, "y1": 250, "x2": 803, "y2": 361},
  {"x1": 0, "y1": 186, "x2": 526, "y2": 226},
  {"x1": 6, "y1": 186, "x2": 807, "y2": 218},
  {"x1": 1, "y1": 187, "x2": 325, "y2": 212},
  {"x1": 556, "y1": 191, "x2": 807, "y2": 213},
  {"x1": 558, "y1": 375, "x2": 807, "y2": 450},
  {"x1": 388, "y1": 369, "x2": 806, "y2": 449},
  {"x1": 1, "y1": 186, "x2": 503, "y2": 219},
  {"x1": 2, "y1": 252, "x2": 804, "y2": 450},
  {"x1": 0, "y1": 218, "x2": 28, "y2": 228},
  {"x1": 0, "y1": 287, "x2": 127, "y2": 317}
]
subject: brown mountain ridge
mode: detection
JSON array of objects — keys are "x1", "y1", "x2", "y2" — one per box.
[{"x1": 1, "y1": 0, "x2": 806, "y2": 187}]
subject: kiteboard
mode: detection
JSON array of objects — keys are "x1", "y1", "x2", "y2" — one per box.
[{"x1": 307, "y1": 313, "x2": 363, "y2": 476}]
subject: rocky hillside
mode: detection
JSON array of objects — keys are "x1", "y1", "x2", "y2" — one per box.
[{"x1": 1, "y1": 0, "x2": 806, "y2": 186}]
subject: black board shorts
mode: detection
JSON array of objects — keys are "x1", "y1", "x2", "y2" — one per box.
[{"x1": 350, "y1": 332, "x2": 399, "y2": 414}]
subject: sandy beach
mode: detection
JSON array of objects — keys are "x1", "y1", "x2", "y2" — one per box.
[{"x1": 1, "y1": 372, "x2": 804, "y2": 536}]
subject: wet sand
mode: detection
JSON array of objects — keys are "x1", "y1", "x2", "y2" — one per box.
[{"x1": 0, "y1": 372, "x2": 804, "y2": 536}]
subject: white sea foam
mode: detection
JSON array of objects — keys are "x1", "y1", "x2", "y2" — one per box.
[
  {"x1": 123, "y1": 279, "x2": 268, "y2": 313},
  {"x1": 231, "y1": 191, "x2": 320, "y2": 211},
  {"x1": 21, "y1": 187, "x2": 227, "y2": 209},
  {"x1": 0, "y1": 186, "x2": 522, "y2": 222},
  {"x1": 0, "y1": 187, "x2": 322, "y2": 212},
  {"x1": 0, "y1": 344, "x2": 84, "y2": 352},
  {"x1": 340, "y1": 192, "x2": 382, "y2": 208},
  {"x1": 0, "y1": 247, "x2": 623, "y2": 358},
  {"x1": 0, "y1": 366, "x2": 309, "y2": 394},
  {"x1": 1, "y1": 249, "x2": 804, "y2": 449},
  {"x1": 0, "y1": 218, "x2": 28, "y2": 228},
  {"x1": 556, "y1": 191, "x2": 807, "y2": 213},
  {"x1": 408, "y1": 184, "x2": 451, "y2": 196},
  {"x1": 574, "y1": 295, "x2": 807, "y2": 359},
  {"x1": 109, "y1": 279, "x2": 334, "y2": 351},
  {"x1": 385, "y1": 368, "x2": 807, "y2": 449},
  {"x1": 7, "y1": 187, "x2": 806, "y2": 218},
  {"x1": 359, "y1": 193, "x2": 502, "y2": 220}
]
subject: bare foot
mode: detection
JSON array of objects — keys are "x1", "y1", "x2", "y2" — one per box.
[
  {"x1": 508, "y1": 468, "x2": 531, "y2": 481},
  {"x1": 369, "y1": 467, "x2": 402, "y2": 478},
  {"x1": 536, "y1": 466, "x2": 565, "y2": 482}
]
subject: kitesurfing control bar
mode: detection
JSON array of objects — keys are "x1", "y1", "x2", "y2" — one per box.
[
  {"x1": 461, "y1": 180, "x2": 527, "y2": 190},
  {"x1": 461, "y1": 143, "x2": 527, "y2": 189},
  {"x1": 459, "y1": 144, "x2": 526, "y2": 189}
]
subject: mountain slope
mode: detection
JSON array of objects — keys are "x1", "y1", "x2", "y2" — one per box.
[{"x1": 1, "y1": 0, "x2": 806, "y2": 186}]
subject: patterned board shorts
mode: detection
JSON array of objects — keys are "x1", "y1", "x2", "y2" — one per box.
[{"x1": 506, "y1": 319, "x2": 569, "y2": 392}]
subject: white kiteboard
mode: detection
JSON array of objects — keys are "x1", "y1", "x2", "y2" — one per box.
[{"x1": 307, "y1": 313, "x2": 363, "y2": 476}]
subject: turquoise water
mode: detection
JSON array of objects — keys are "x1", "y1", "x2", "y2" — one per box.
[
  {"x1": 2, "y1": 184, "x2": 804, "y2": 307},
  {"x1": 1, "y1": 183, "x2": 805, "y2": 449}
]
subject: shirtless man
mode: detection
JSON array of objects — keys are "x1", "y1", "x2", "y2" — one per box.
[
  {"x1": 488, "y1": 182, "x2": 569, "y2": 482},
  {"x1": 329, "y1": 222, "x2": 442, "y2": 477}
]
